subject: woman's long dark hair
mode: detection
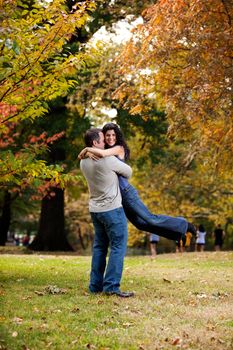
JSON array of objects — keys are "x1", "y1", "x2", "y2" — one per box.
[
  {"x1": 199, "y1": 224, "x2": 205, "y2": 232},
  {"x1": 102, "y1": 123, "x2": 130, "y2": 160}
]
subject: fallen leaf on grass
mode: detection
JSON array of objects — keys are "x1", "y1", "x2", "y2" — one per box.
[
  {"x1": 206, "y1": 324, "x2": 215, "y2": 331},
  {"x1": 53, "y1": 309, "x2": 62, "y2": 313},
  {"x1": 171, "y1": 337, "x2": 182, "y2": 345},
  {"x1": 40, "y1": 323, "x2": 48, "y2": 330},
  {"x1": 12, "y1": 317, "x2": 23, "y2": 325},
  {"x1": 163, "y1": 278, "x2": 173, "y2": 283},
  {"x1": 35, "y1": 285, "x2": 67, "y2": 296},
  {"x1": 45, "y1": 285, "x2": 67, "y2": 294},
  {"x1": 122, "y1": 322, "x2": 133, "y2": 328},
  {"x1": 196, "y1": 293, "x2": 207, "y2": 299},
  {"x1": 182, "y1": 331, "x2": 189, "y2": 338},
  {"x1": 34, "y1": 291, "x2": 45, "y2": 296},
  {"x1": 45, "y1": 342, "x2": 53, "y2": 348},
  {"x1": 71, "y1": 307, "x2": 80, "y2": 313},
  {"x1": 212, "y1": 292, "x2": 229, "y2": 299}
]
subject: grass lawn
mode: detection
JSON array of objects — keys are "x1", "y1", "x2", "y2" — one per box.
[{"x1": 0, "y1": 251, "x2": 233, "y2": 350}]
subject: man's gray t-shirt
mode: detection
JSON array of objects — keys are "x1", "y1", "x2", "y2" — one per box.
[{"x1": 80, "y1": 156, "x2": 132, "y2": 213}]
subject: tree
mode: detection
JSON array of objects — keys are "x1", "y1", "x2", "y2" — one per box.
[
  {"x1": 0, "y1": 118, "x2": 69, "y2": 245},
  {"x1": 0, "y1": 0, "x2": 95, "y2": 187},
  {"x1": 0, "y1": 0, "x2": 96, "y2": 247},
  {"x1": 117, "y1": 0, "x2": 233, "y2": 172},
  {"x1": 28, "y1": 98, "x2": 91, "y2": 251}
]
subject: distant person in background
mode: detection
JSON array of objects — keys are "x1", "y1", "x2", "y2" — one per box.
[
  {"x1": 184, "y1": 231, "x2": 192, "y2": 252},
  {"x1": 14, "y1": 234, "x2": 20, "y2": 246},
  {"x1": 175, "y1": 239, "x2": 184, "y2": 253},
  {"x1": 149, "y1": 233, "x2": 160, "y2": 258},
  {"x1": 195, "y1": 224, "x2": 206, "y2": 252},
  {"x1": 22, "y1": 234, "x2": 30, "y2": 247},
  {"x1": 175, "y1": 231, "x2": 192, "y2": 253},
  {"x1": 213, "y1": 224, "x2": 225, "y2": 251}
]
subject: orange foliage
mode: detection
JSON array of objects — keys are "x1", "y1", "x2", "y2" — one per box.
[{"x1": 117, "y1": 0, "x2": 233, "y2": 171}]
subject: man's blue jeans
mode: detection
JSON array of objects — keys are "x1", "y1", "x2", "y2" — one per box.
[
  {"x1": 89, "y1": 207, "x2": 128, "y2": 293},
  {"x1": 121, "y1": 184, "x2": 188, "y2": 241}
]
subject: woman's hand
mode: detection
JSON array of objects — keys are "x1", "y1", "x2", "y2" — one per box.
[
  {"x1": 78, "y1": 148, "x2": 88, "y2": 159},
  {"x1": 86, "y1": 151, "x2": 100, "y2": 161},
  {"x1": 78, "y1": 147, "x2": 104, "y2": 160}
]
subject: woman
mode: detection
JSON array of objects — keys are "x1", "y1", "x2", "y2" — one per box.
[
  {"x1": 78, "y1": 123, "x2": 196, "y2": 243},
  {"x1": 195, "y1": 224, "x2": 206, "y2": 252}
]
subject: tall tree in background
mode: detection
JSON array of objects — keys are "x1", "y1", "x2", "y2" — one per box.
[
  {"x1": 0, "y1": 0, "x2": 95, "y2": 182},
  {"x1": 114, "y1": 0, "x2": 233, "y2": 246},
  {"x1": 0, "y1": 0, "x2": 95, "y2": 246},
  {"x1": 29, "y1": 98, "x2": 91, "y2": 251},
  {"x1": 117, "y1": 0, "x2": 233, "y2": 171}
]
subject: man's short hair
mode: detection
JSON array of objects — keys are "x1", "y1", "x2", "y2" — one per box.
[{"x1": 84, "y1": 128, "x2": 102, "y2": 147}]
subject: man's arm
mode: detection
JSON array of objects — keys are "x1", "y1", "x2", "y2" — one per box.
[{"x1": 106, "y1": 156, "x2": 132, "y2": 179}]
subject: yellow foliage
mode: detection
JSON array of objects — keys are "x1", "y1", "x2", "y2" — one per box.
[{"x1": 117, "y1": 0, "x2": 233, "y2": 172}]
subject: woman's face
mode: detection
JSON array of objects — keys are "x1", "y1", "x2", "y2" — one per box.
[{"x1": 104, "y1": 129, "x2": 116, "y2": 147}]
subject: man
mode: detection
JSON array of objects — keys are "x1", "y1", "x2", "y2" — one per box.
[
  {"x1": 80, "y1": 128, "x2": 133, "y2": 297},
  {"x1": 213, "y1": 224, "x2": 225, "y2": 251}
]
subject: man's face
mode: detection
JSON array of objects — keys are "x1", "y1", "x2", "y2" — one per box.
[{"x1": 93, "y1": 132, "x2": 105, "y2": 149}]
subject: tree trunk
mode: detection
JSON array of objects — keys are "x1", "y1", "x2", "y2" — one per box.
[
  {"x1": 0, "y1": 191, "x2": 11, "y2": 246},
  {"x1": 29, "y1": 187, "x2": 73, "y2": 251}
]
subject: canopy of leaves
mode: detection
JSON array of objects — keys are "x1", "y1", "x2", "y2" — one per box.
[
  {"x1": 0, "y1": 0, "x2": 95, "y2": 188},
  {"x1": 117, "y1": 0, "x2": 233, "y2": 172}
]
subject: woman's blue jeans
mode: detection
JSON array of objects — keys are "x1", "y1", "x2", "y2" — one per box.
[
  {"x1": 89, "y1": 207, "x2": 128, "y2": 293},
  {"x1": 121, "y1": 184, "x2": 188, "y2": 241}
]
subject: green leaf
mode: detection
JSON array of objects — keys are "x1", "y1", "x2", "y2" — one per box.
[{"x1": 12, "y1": 41, "x2": 20, "y2": 55}]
